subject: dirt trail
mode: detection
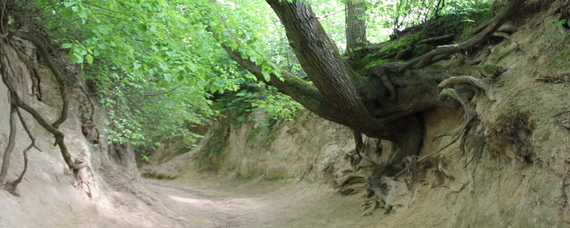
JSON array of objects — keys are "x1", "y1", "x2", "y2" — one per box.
[{"x1": 142, "y1": 173, "x2": 382, "y2": 228}]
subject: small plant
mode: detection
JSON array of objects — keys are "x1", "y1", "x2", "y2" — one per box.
[
  {"x1": 548, "y1": 19, "x2": 568, "y2": 26},
  {"x1": 141, "y1": 155, "x2": 150, "y2": 163},
  {"x1": 545, "y1": 19, "x2": 570, "y2": 38}
]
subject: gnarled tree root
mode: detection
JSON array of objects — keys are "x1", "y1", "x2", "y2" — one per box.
[
  {"x1": 396, "y1": 73, "x2": 496, "y2": 177},
  {"x1": 434, "y1": 74, "x2": 496, "y2": 143},
  {"x1": 4, "y1": 107, "x2": 42, "y2": 196},
  {"x1": 8, "y1": 29, "x2": 70, "y2": 128},
  {"x1": 437, "y1": 76, "x2": 496, "y2": 102},
  {"x1": 1, "y1": 37, "x2": 84, "y2": 172},
  {"x1": 335, "y1": 174, "x2": 368, "y2": 195},
  {"x1": 380, "y1": 75, "x2": 397, "y2": 102},
  {"x1": 0, "y1": 99, "x2": 17, "y2": 187}
]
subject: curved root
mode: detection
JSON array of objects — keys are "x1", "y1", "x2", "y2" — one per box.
[{"x1": 438, "y1": 76, "x2": 496, "y2": 102}]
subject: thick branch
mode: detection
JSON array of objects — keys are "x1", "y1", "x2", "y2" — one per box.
[{"x1": 220, "y1": 44, "x2": 355, "y2": 128}]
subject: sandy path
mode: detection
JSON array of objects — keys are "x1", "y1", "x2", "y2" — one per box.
[
  {"x1": 143, "y1": 175, "x2": 381, "y2": 228},
  {"x1": 146, "y1": 181, "x2": 258, "y2": 227}
]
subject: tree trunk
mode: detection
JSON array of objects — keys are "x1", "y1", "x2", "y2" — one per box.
[
  {"x1": 345, "y1": 0, "x2": 367, "y2": 51},
  {"x1": 221, "y1": 0, "x2": 529, "y2": 165},
  {"x1": 265, "y1": 0, "x2": 392, "y2": 136}
]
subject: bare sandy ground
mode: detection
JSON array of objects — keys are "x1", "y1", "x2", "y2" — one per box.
[{"x1": 142, "y1": 172, "x2": 382, "y2": 228}]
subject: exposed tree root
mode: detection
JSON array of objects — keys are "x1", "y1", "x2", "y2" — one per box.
[
  {"x1": 437, "y1": 76, "x2": 496, "y2": 102},
  {"x1": 4, "y1": 108, "x2": 42, "y2": 196},
  {"x1": 417, "y1": 34, "x2": 455, "y2": 45},
  {"x1": 463, "y1": 126, "x2": 485, "y2": 169},
  {"x1": 1, "y1": 35, "x2": 84, "y2": 172},
  {"x1": 472, "y1": 65, "x2": 508, "y2": 78},
  {"x1": 77, "y1": 84, "x2": 100, "y2": 143},
  {"x1": 12, "y1": 38, "x2": 43, "y2": 101},
  {"x1": 417, "y1": 99, "x2": 475, "y2": 161},
  {"x1": 0, "y1": 99, "x2": 17, "y2": 186},
  {"x1": 395, "y1": 71, "x2": 498, "y2": 178},
  {"x1": 433, "y1": 114, "x2": 474, "y2": 142},
  {"x1": 433, "y1": 73, "x2": 497, "y2": 144},
  {"x1": 72, "y1": 159, "x2": 92, "y2": 198},
  {"x1": 380, "y1": 75, "x2": 397, "y2": 102},
  {"x1": 335, "y1": 174, "x2": 368, "y2": 195},
  {"x1": 351, "y1": 130, "x2": 364, "y2": 168},
  {"x1": 398, "y1": 0, "x2": 527, "y2": 71},
  {"x1": 362, "y1": 195, "x2": 381, "y2": 216},
  {"x1": 9, "y1": 30, "x2": 70, "y2": 128}
]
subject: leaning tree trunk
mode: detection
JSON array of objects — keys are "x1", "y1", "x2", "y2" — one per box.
[
  {"x1": 222, "y1": 0, "x2": 527, "y2": 165},
  {"x1": 265, "y1": 0, "x2": 392, "y2": 136}
]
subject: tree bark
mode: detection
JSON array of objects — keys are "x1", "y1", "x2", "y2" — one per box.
[{"x1": 345, "y1": 0, "x2": 367, "y2": 51}]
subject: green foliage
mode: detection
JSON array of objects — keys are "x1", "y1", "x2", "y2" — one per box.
[
  {"x1": 246, "y1": 112, "x2": 277, "y2": 145},
  {"x1": 97, "y1": 69, "x2": 211, "y2": 150},
  {"x1": 368, "y1": 0, "x2": 491, "y2": 35},
  {"x1": 26, "y1": 0, "x2": 265, "y2": 152},
  {"x1": 252, "y1": 88, "x2": 304, "y2": 122},
  {"x1": 211, "y1": 89, "x2": 258, "y2": 127},
  {"x1": 212, "y1": 80, "x2": 303, "y2": 128},
  {"x1": 445, "y1": 0, "x2": 491, "y2": 16}
]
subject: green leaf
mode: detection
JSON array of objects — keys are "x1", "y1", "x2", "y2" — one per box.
[
  {"x1": 70, "y1": 53, "x2": 84, "y2": 64},
  {"x1": 177, "y1": 74, "x2": 185, "y2": 81},
  {"x1": 176, "y1": 16, "x2": 188, "y2": 23},
  {"x1": 62, "y1": 9, "x2": 74, "y2": 19},
  {"x1": 157, "y1": 0, "x2": 168, "y2": 6},
  {"x1": 138, "y1": 24, "x2": 148, "y2": 32},
  {"x1": 164, "y1": 73, "x2": 172, "y2": 82},
  {"x1": 63, "y1": 1, "x2": 76, "y2": 7},
  {"x1": 85, "y1": 54, "x2": 94, "y2": 64}
]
